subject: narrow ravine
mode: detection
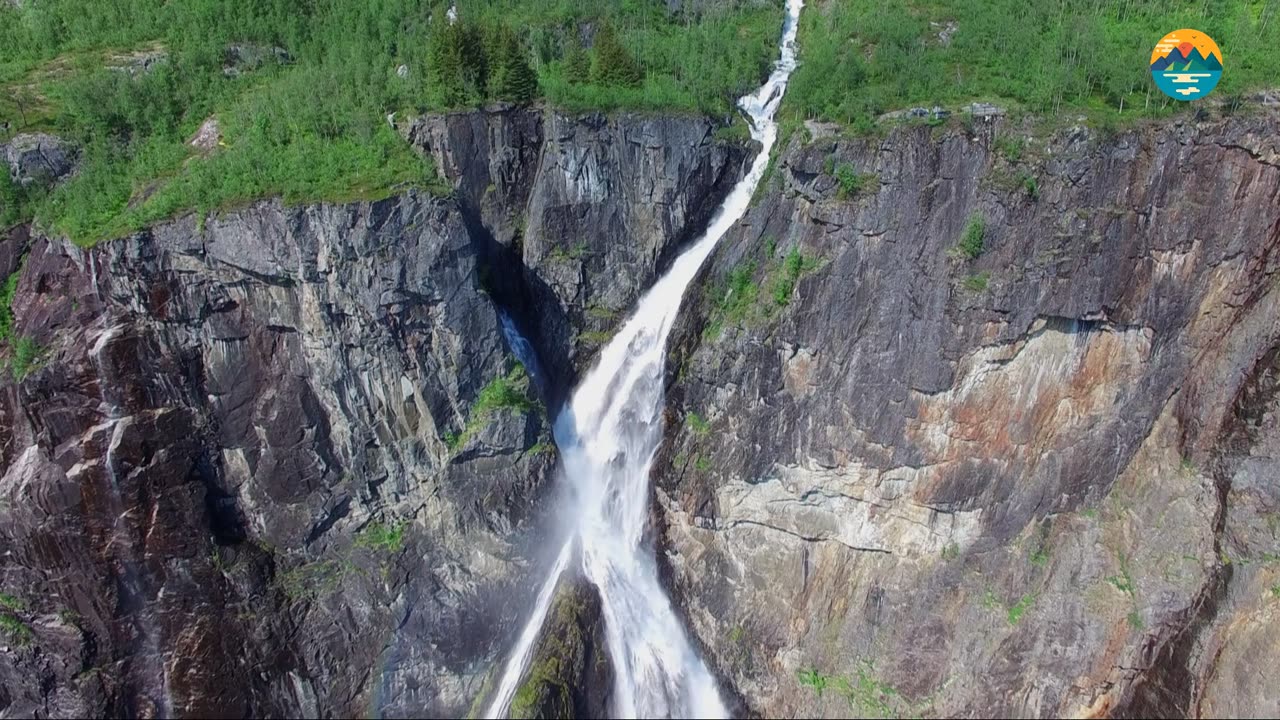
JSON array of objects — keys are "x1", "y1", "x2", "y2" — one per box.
[{"x1": 484, "y1": 1, "x2": 805, "y2": 717}]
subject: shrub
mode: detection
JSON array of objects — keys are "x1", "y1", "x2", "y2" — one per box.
[
  {"x1": 686, "y1": 412, "x2": 711, "y2": 435},
  {"x1": 955, "y1": 214, "x2": 985, "y2": 259},
  {"x1": 1022, "y1": 173, "x2": 1040, "y2": 201},
  {"x1": 833, "y1": 163, "x2": 874, "y2": 199},
  {"x1": 961, "y1": 272, "x2": 989, "y2": 292},
  {"x1": 0, "y1": 614, "x2": 33, "y2": 646},
  {"x1": 798, "y1": 668, "x2": 830, "y2": 697},
  {"x1": 10, "y1": 336, "x2": 42, "y2": 380},
  {"x1": 355, "y1": 521, "x2": 406, "y2": 554},
  {"x1": 772, "y1": 246, "x2": 818, "y2": 306},
  {"x1": 1007, "y1": 594, "x2": 1036, "y2": 625}
]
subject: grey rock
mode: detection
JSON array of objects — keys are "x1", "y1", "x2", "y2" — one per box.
[
  {"x1": 223, "y1": 44, "x2": 291, "y2": 77},
  {"x1": 404, "y1": 107, "x2": 749, "y2": 395},
  {"x1": 0, "y1": 191, "x2": 558, "y2": 717},
  {"x1": 103, "y1": 48, "x2": 168, "y2": 75},
  {"x1": 3, "y1": 132, "x2": 79, "y2": 188},
  {"x1": 659, "y1": 110, "x2": 1280, "y2": 718}
]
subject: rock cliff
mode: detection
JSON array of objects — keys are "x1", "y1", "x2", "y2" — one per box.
[
  {"x1": 2, "y1": 99, "x2": 1278, "y2": 720},
  {"x1": 659, "y1": 110, "x2": 1280, "y2": 717},
  {"x1": 0, "y1": 107, "x2": 745, "y2": 718}
]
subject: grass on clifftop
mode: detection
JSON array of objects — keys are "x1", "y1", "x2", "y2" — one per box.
[
  {"x1": 785, "y1": 0, "x2": 1280, "y2": 132},
  {"x1": 1, "y1": 0, "x2": 781, "y2": 244}
]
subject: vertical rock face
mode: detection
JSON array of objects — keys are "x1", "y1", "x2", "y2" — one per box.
[
  {"x1": 406, "y1": 107, "x2": 749, "y2": 392},
  {"x1": 0, "y1": 107, "x2": 747, "y2": 718},
  {"x1": 659, "y1": 112, "x2": 1280, "y2": 717},
  {"x1": 0, "y1": 192, "x2": 560, "y2": 718}
]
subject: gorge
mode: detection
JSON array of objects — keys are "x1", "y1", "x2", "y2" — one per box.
[{"x1": 2, "y1": 2, "x2": 1280, "y2": 719}]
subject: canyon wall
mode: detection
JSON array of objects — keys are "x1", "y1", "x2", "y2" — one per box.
[{"x1": 659, "y1": 110, "x2": 1280, "y2": 717}]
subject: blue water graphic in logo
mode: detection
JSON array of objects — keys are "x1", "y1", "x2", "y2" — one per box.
[{"x1": 1150, "y1": 29, "x2": 1223, "y2": 101}]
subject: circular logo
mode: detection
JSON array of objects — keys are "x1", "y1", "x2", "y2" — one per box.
[{"x1": 1150, "y1": 29, "x2": 1222, "y2": 101}]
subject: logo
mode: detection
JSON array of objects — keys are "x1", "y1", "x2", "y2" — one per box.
[{"x1": 1150, "y1": 29, "x2": 1222, "y2": 101}]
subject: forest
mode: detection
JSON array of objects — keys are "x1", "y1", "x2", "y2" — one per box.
[{"x1": 3, "y1": 0, "x2": 1279, "y2": 244}]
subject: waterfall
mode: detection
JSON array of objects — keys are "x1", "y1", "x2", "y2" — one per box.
[{"x1": 485, "y1": 1, "x2": 804, "y2": 716}]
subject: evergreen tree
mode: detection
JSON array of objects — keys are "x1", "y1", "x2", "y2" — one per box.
[
  {"x1": 591, "y1": 21, "x2": 643, "y2": 88},
  {"x1": 428, "y1": 7, "x2": 468, "y2": 106},
  {"x1": 487, "y1": 24, "x2": 514, "y2": 99},
  {"x1": 459, "y1": 20, "x2": 489, "y2": 100},
  {"x1": 563, "y1": 33, "x2": 591, "y2": 84},
  {"x1": 499, "y1": 32, "x2": 539, "y2": 103}
]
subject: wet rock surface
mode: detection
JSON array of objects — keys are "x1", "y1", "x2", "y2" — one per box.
[{"x1": 658, "y1": 111, "x2": 1280, "y2": 717}]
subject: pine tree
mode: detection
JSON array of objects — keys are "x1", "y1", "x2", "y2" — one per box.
[
  {"x1": 459, "y1": 20, "x2": 489, "y2": 100},
  {"x1": 499, "y1": 32, "x2": 539, "y2": 103},
  {"x1": 428, "y1": 7, "x2": 468, "y2": 107},
  {"x1": 563, "y1": 33, "x2": 591, "y2": 84},
  {"x1": 591, "y1": 22, "x2": 643, "y2": 88},
  {"x1": 487, "y1": 24, "x2": 515, "y2": 100}
]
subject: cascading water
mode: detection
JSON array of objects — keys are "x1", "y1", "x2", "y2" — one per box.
[{"x1": 485, "y1": 1, "x2": 804, "y2": 716}]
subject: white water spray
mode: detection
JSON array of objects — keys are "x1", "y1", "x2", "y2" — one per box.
[{"x1": 485, "y1": 1, "x2": 804, "y2": 716}]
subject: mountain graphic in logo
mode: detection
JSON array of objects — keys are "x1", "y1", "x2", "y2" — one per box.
[{"x1": 1150, "y1": 30, "x2": 1223, "y2": 100}]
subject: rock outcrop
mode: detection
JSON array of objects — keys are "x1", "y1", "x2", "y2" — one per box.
[
  {"x1": 659, "y1": 110, "x2": 1280, "y2": 717},
  {"x1": 3, "y1": 133, "x2": 79, "y2": 188},
  {"x1": 405, "y1": 107, "x2": 748, "y2": 396}
]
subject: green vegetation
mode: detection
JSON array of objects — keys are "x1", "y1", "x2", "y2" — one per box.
[
  {"x1": 783, "y1": 0, "x2": 1280, "y2": 131},
  {"x1": 833, "y1": 163, "x2": 876, "y2": 199},
  {"x1": 799, "y1": 661, "x2": 923, "y2": 718},
  {"x1": 1, "y1": 0, "x2": 782, "y2": 244},
  {"x1": 840, "y1": 661, "x2": 902, "y2": 718},
  {"x1": 585, "y1": 304, "x2": 617, "y2": 321},
  {"x1": 694, "y1": 455, "x2": 712, "y2": 472},
  {"x1": 1106, "y1": 556, "x2": 1135, "y2": 596},
  {"x1": 0, "y1": 261, "x2": 22, "y2": 340},
  {"x1": 528, "y1": 440, "x2": 556, "y2": 456},
  {"x1": 0, "y1": 593, "x2": 26, "y2": 612},
  {"x1": 961, "y1": 271, "x2": 990, "y2": 293},
  {"x1": 449, "y1": 365, "x2": 537, "y2": 451},
  {"x1": 994, "y1": 135, "x2": 1023, "y2": 162},
  {"x1": 941, "y1": 542, "x2": 960, "y2": 560},
  {"x1": 355, "y1": 521, "x2": 406, "y2": 554},
  {"x1": 703, "y1": 259, "x2": 759, "y2": 340},
  {"x1": 549, "y1": 241, "x2": 590, "y2": 262},
  {"x1": 275, "y1": 559, "x2": 350, "y2": 601},
  {"x1": 798, "y1": 668, "x2": 831, "y2": 697},
  {"x1": 10, "y1": 336, "x2": 43, "y2": 380},
  {"x1": 772, "y1": 247, "x2": 819, "y2": 306},
  {"x1": 1021, "y1": 173, "x2": 1039, "y2": 201},
  {"x1": 953, "y1": 214, "x2": 986, "y2": 260},
  {"x1": 1007, "y1": 593, "x2": 1036, "y2": 625},
  {"x1": 1127, "y1": 608, "x2": 1145, "y2": 630},
  {"x1": 686, "y1": 411, "x2": 711, "y2": 436},
  {"x1": 1029, "y1": 541, "x2": 1049, "y2": 567},
  {"x1": 0, "y1": 613, "x2": 33, "y2": 647},
  {"x1": 1271, "y1": 584, "x2": 1280, "y2": 599},
  {"x1": 578, "y1": 330, "x2": 614, "y2": 346}
]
